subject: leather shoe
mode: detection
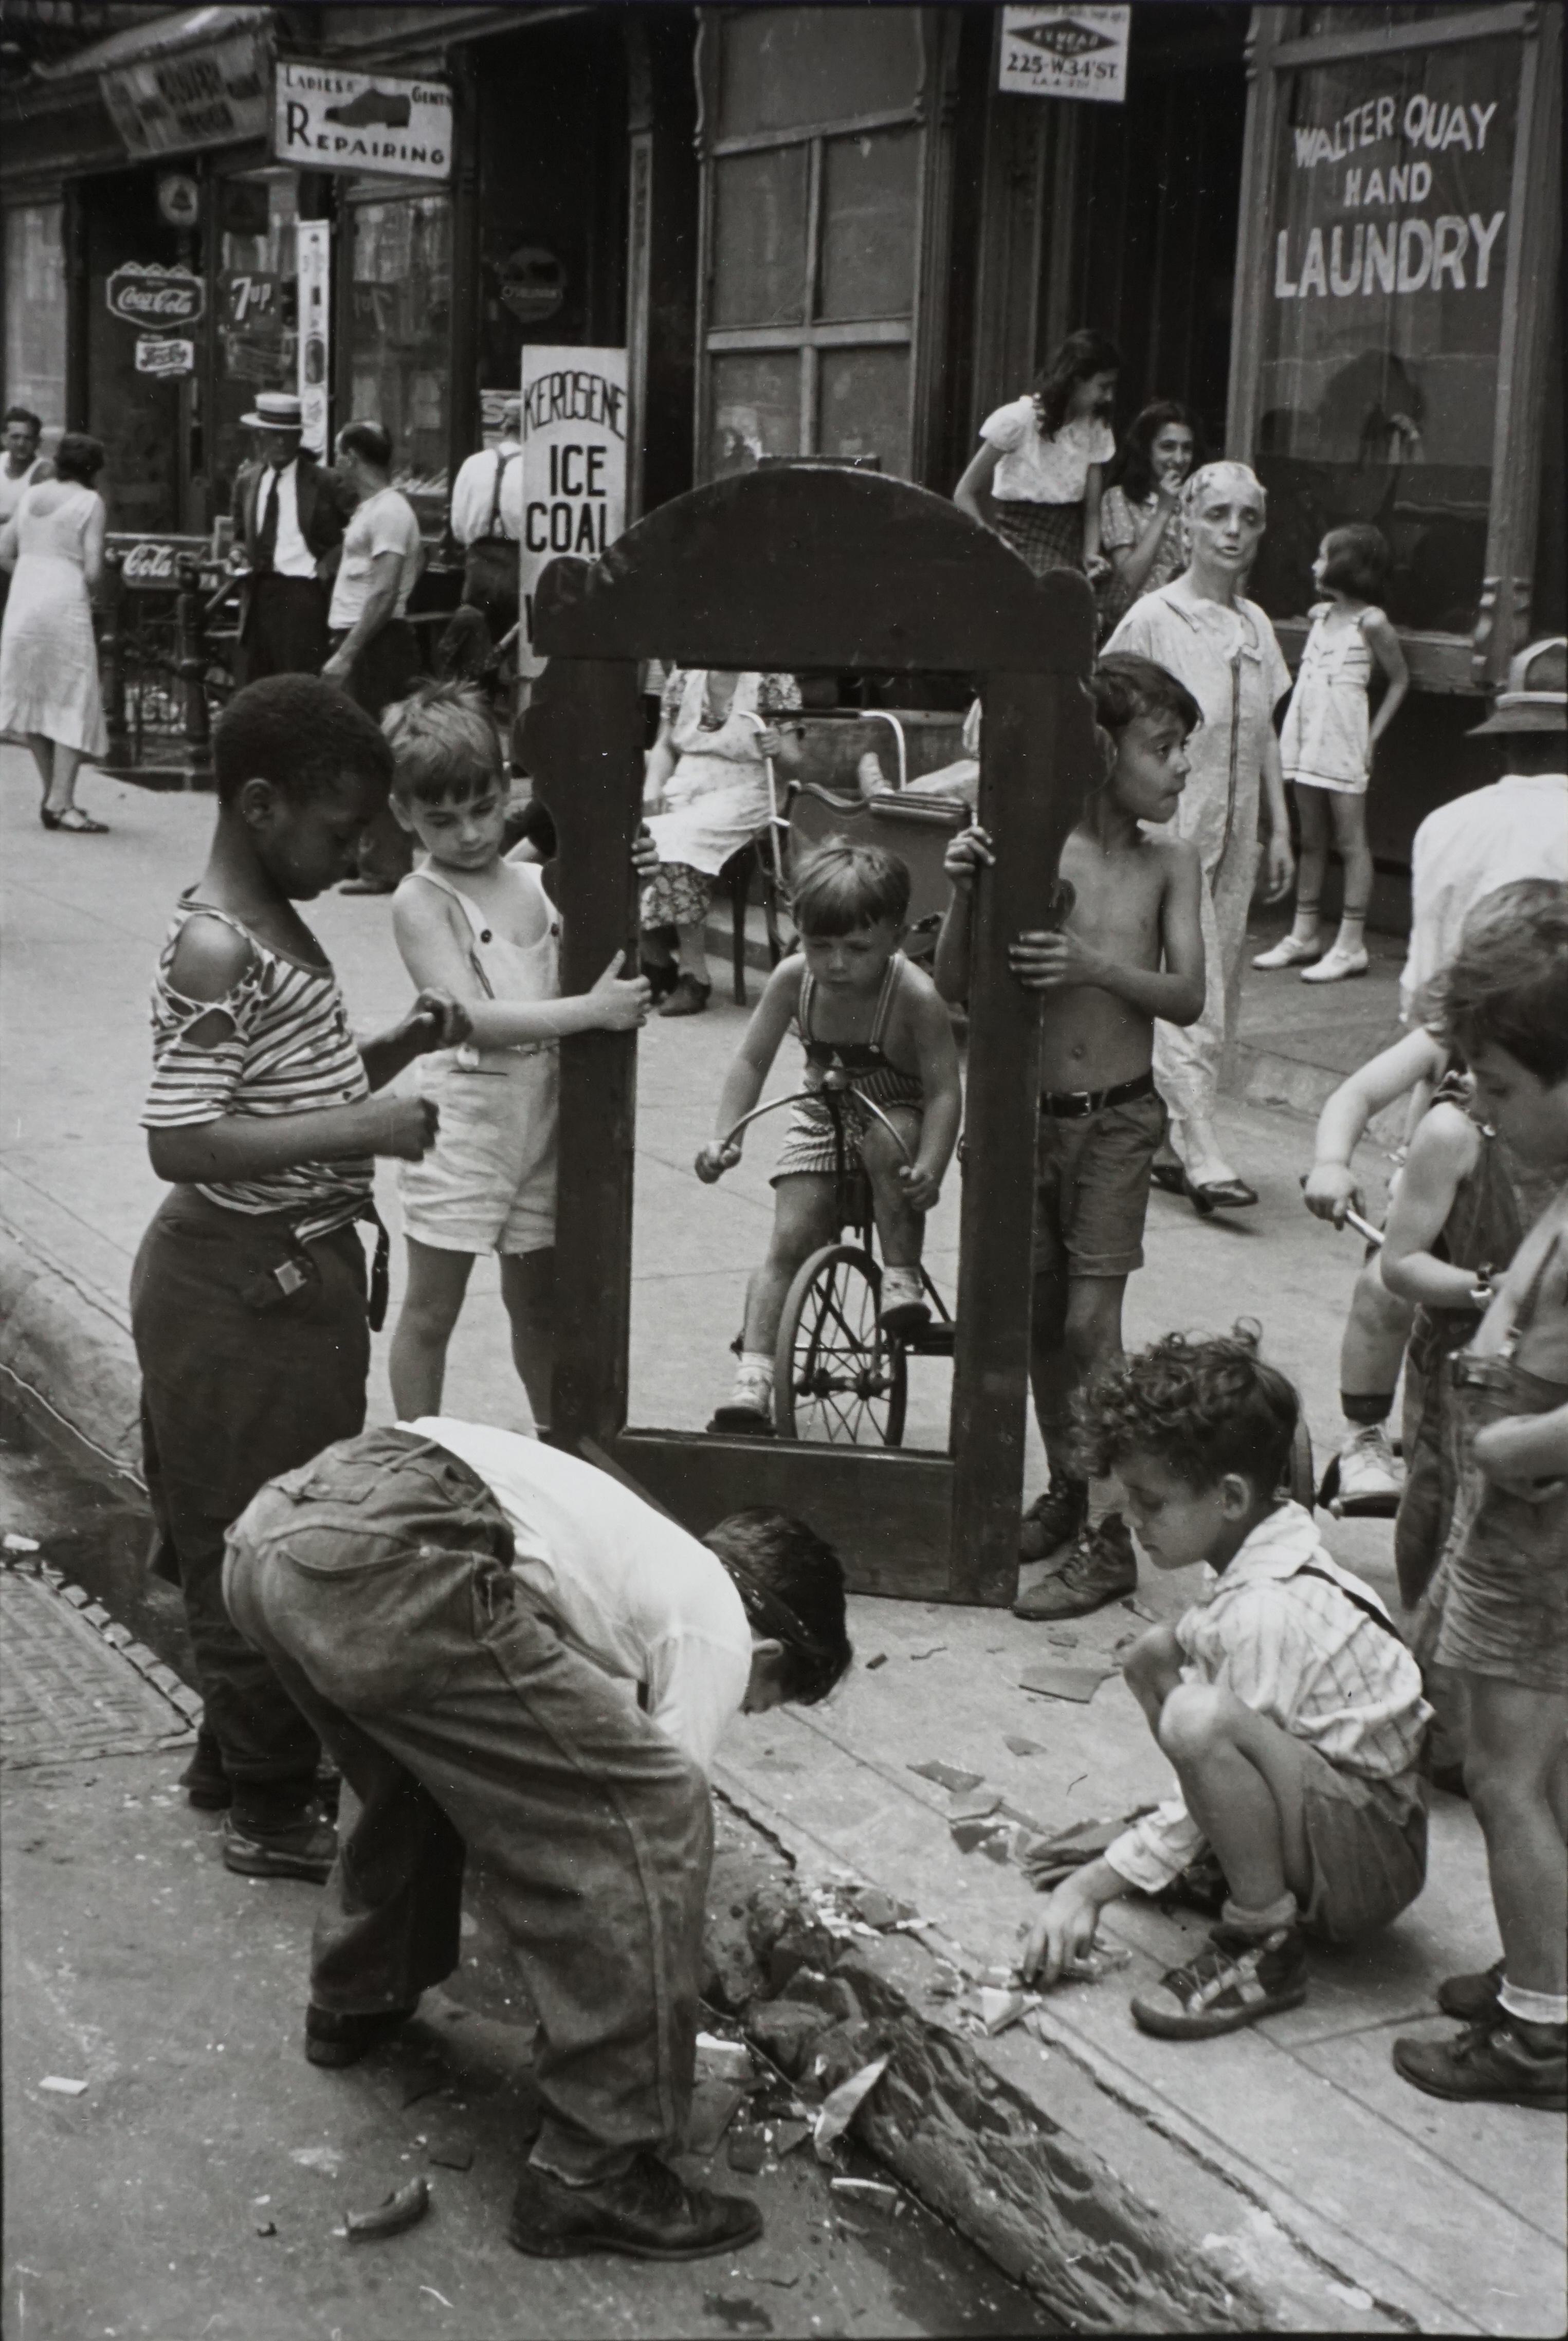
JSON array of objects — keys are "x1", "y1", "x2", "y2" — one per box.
[
  {"x1": 659, "y1": 973, "x2": 712, "y2": 1018},
  {"x1": 1184, "y1": 1175, "x2": 1258, "y2": 1216},
  {"x1": 305, "y1": 2001, "x2": 420, "y2": 2068},
  {"x1": 509, "y1": 2151, "x2": 763, "y2": 2260}
]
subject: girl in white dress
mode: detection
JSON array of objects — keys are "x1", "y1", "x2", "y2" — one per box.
[
  {"x1": 1256, "y1": 525, "x2": 1409, "y2": 984},
  {"x1": 384, "y1": 685, "x2": 650, "y2": 1434},
  {"x1": 0, "y1": 431, "x2": 109, "y2": 832},
  {"x1": 953, "y1": 328, "x2": 1120, "y2": 582}
]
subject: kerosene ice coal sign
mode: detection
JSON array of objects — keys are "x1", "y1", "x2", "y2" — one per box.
[{"x1": 274, "y1": 61, "x2": 452, "y2": 181}]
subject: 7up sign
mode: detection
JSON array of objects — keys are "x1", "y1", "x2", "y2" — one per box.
[{"x1": 1000, "y1": 7, "x2": 1129, "y2": 103}]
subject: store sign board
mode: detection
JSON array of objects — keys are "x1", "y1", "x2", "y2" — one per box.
[
  {"x1": 112, "y1": 534, "x2": 212, "y2": 589},
  {"x1": 999, "y1": 7, "x2": 1129, "y2": 103},
  {"x1": 274, "y1": 60, "x2": 452, "y2": 181},
  {"x1": 518, "y1": 346, "x2": 628, "y2": 679},
  {"x1": 106, "y1": 263, "x2": 207, "y2": 328},
  {"x1": 296, "y1": 222, "x2": 332, "y2": 460},
  {"x1": 101, "y1": 27, "x2": 268, "y2": 159},
  {"x1": 136, "y1": 337, "x2": 195, "y2": 377}
]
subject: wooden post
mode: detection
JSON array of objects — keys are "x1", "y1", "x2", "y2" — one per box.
[
  {"x1": 519, "y1": 652, "x2": 644, "y2": 1447},
  {"x1": 174, "y1": 555, "x2": 212, "y2": 787},
  {"x1": 949, "y1": 667, "x2": 1095, "y2": 1605},
  {"x1": 99, "y1": 553, "x2": 130, "y2": 770}
]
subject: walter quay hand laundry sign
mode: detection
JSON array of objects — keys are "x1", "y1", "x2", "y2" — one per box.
[
  {"x1": 518, "y1": 347, "x2": 628, "y2": 680},
  {"x1": 1269, "y1": 39, "x2": 1515, "y2": 309},
  {"x1": 274, "y1": 62, "x2": 451, "y2": 181}
]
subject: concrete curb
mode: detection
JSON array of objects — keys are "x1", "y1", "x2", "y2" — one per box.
[
  {"x1": 0, "y1": 1224, "x2": 144, "y2": 1495},
  {"x1": 713, "y1": 1780, "x2": 1471, "y2": 2336},
  {"x1": 0, "y1": 1215, "x2": 1461, "y2": 2333}
]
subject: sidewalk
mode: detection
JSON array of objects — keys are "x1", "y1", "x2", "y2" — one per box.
[{"x1": 3, "y1": 747, "x2": 1563, "y2": 2334}]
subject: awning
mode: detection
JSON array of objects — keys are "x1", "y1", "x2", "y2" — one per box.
[
  {"x1": 35, "y1": 6, "x2": 272, "y2": 83},
  {"x1": 44, "y1": 5, "x2": 274, "y2": 160}
]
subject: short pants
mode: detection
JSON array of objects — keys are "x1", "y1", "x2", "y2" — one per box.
[
  {"x1": 1296, "y1": 1750, "x2": 1428, "y2": 1944},
  {"x1": 1032, "y1": 1087, "x2": 1164, "y2": 1280},
  {"x1": 398, "y1": 1048, "x2": 559, "y2": 1256},
  {"x1": 772, "y1": 1090, "x2": 923, "y2": 1185},
  {"x1": 1434, "y1": 1353, "x2": 1568, "y2": 1693}
]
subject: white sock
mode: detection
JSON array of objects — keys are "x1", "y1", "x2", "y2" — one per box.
[
  {"x1": 734, "y1": 1350, "x2": 773, "y2": 1393},
  {"x1": 1498, "y1": 1980, "x2": 1568, "y2": 2028}
]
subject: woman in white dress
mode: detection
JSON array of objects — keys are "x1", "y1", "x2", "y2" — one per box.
[
  {"x1": 0, "y1": 431, "x2": 110, "y2": 832},
  {"x1": 638, "y1": 668, "x2": 803, "y2": 1016}
]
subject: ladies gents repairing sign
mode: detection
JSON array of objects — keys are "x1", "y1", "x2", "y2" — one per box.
[
  {"x1": 517, "y1": 347, "x2": 629, "y2": 681},
  {"x1": 273, "y1": 61, "x2": 451, "y2": 180}
]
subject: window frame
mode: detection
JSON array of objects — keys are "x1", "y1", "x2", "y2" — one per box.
[
  {"x1": 693, "y1": 7, "x2": 951, "y2": 484},
  {"x1": 1226, "y1": 1, "x2": 1561, "y2": 691}
]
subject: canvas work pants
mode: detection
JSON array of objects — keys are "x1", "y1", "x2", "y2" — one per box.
[{"x1": 223, "y1": 1424, "x2": 713, "y2": 2180}]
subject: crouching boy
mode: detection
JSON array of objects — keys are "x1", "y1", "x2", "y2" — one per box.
[{"x1": 1023, "y1": 1326, "x2": 1430, "y2": 2038}]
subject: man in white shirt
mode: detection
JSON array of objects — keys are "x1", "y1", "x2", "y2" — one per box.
[
  {"x1": 1399, "y1": 637, "x2": 1568, "y2": 1020},
  {"x1": 323, "y1": 417, "x2": 424, "y2": 718},
  {"x1": 231, "y1": 389, "x2": 350, "y2": 683},
  {"x1": 222, "y1": 1418, "x2": 852, "y2": 2261},
  {"x1": 449, "y1": 398, "x2": 522, "y2": 548}
]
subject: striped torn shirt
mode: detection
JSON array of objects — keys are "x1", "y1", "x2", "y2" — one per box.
[
  {"x1": 1105, "y1": 1503, "x2": 1432, "y2": 1896},
  {"x1": 142, "y1": 899, "x2": 372, "y2": 1243}
]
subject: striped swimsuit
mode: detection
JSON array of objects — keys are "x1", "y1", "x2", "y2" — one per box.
[
  {"x1": 142, "y1": 898, "x2": 372, "y2": 1241},
  {"x1": 771, "y1": 953, "x2": 925, "y2": 1183}
]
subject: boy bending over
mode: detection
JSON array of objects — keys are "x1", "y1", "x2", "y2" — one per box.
[
  {"x1": 697, "y1": 843, "x2": 961, "y2": 1433},
  {"x1": 936, "y1": 655, "x2": 1205, "y2": 1616},
  {"x1": 1024, "y1": 1326, "x2": 1430, "y2": 2039}
]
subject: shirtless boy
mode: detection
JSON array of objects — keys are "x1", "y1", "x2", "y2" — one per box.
[{"x1": 936, "y1": 653, "x2": 1205, "y2": 1615}]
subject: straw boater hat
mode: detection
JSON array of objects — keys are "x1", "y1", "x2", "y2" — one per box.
[
  {"x1": 241, "y1": 390, "x2": 305, "y2": 433},
  {"x1": 1468, "y1": 636, "x2": 1567, "y2": 735}
]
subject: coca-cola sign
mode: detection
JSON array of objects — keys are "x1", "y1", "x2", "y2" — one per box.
[{"x1": 106, "y1": 263, "x2": 207, "y2": 328}]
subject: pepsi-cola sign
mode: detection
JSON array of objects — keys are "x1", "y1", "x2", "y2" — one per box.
[{"x1": 106, "y1": 263, "x2": 207, "y2": 328}]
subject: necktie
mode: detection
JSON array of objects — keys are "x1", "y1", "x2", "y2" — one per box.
[{"x1": 256, "y1": 467, "x2": 280, "y2": 572}]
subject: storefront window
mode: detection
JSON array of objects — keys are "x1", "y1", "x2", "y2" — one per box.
[
  {"x1": 344, "y1": 182, "x2": 451, "y2": 527},
  {"x1": 4, "y1": 202, "x2": 67, "y2": 438},
  {"x1": 1249, "y1": 36, "x2": 1522, "y2": 634},
  {"x1": 211, "y1": 169, "x2": 299, "y2": 513},
  {"x1": 701, "y1": 8, "x2": 924, "y2": 482}
]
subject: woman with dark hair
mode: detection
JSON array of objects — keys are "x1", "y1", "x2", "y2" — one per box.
[
  {"x1": 954, "y1": 327, "x2": 1120, "y2": 579},
  {"x1": 0, "y1": 429, "x2": 110, "y2": 832},
  {"x1": 1100, "y1": 401, "x2": 1202, "y2": 628}
]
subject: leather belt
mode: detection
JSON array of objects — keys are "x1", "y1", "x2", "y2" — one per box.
[{"x1": 1039, "y1": 1068, "x2": 1156, "y2": 1120}]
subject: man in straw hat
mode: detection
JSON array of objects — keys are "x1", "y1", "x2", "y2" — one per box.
[
  {"x1": 1400, "y1": 637, "x2": 1568, "y2": 1019},
  {"x1": 231, "y1": 389, "x2": 352, "y2": 685}
]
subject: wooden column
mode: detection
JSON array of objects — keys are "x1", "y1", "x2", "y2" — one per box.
[
  {"x1": 519, "y1": 652, "x2": 644, "y2": 1447},
  {"x1": 446, "y1": 43, "x2": 482, "y2": 495},
  {"x1": 950, "y1": 665, "x2": 1095, "y2": 1605}
]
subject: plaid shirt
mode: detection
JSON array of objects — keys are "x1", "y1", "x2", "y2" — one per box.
[{"x1": 1105, "y1": 1503, "x2": 1431, "y2": 1896}]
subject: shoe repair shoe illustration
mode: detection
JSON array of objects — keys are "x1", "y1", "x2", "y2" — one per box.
[{"x1": 326, "y1": 87, "x2": 413, "y2": 129}]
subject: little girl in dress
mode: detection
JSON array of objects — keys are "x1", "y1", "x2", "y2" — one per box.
[
  {"x1": 1255, "y1": 523, "x2": 1409, "y2": 984},
  {"x1": 954, "y1": 328, "x2": 1120, "y2": 582}
]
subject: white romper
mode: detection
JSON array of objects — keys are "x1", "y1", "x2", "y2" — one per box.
[
  {"x1": 397, "y1": 863, "x2": 561, "y2": 1256},
  {"x1": 1281, "y1": 602, "x2": 1375, "y2": 795}
]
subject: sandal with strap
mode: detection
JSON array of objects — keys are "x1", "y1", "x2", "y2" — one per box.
[{"x1": 51, "y1": 806, "x2": 109, "y2": 834}]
